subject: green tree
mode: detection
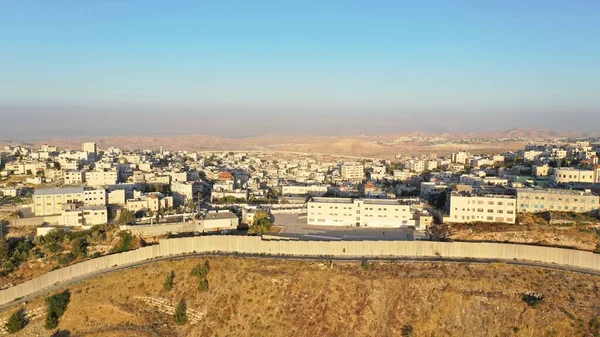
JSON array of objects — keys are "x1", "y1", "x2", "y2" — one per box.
[
  {"x1": 5, "y1": 307, "x2": 28, "y2": 333},
  {"x1": 435, "y1": 191, "x2": 447, "y2": 210},
  {"x1": 189, "y1": 260, "x2": 210, "y2": 278},
  {"x1": 45, "y1": 290, "x2": 71, "y2": 330},
  {"x1": 163, "y1": 271, "x2": 175, "y2": 291},
  {"x1": 198, "y1": 278, "x2": 209, "y2": 292},
  {"x1": 70, "y1": 237, "x2": 87, "y2": 259},
  {"x1": 111, "y1": 231, "x2": 134, "y2": 253},
  {"x1": 173, "y1": 298, "x2": 187, "y2": 325},
  {"x1": 0, "y1": 237, "x2": 9, "y2": 263},
  {"x1": 248, "y1": 211, "x2": 273, "y2": 234},
  {"x1": 117, "y1": 209, "x2": 136, "y2": 225}
]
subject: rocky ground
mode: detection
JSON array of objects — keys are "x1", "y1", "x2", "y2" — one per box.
[{"x1": 2, "y1": 256, "x2": 600, "y2": 336}]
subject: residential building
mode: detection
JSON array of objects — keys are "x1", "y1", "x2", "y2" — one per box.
[
  {"x1": 420, "y1": 182, "x2": 447, "y2": 199},
  {"x1": 126, "y1": 192, "x2": 172, "y2": 213},
  {"x1": 64, "y1": 170, "x2": 85, "y2": 185},
  {"x1": 553, "y1": 167, "x2": 600, "y2": 184},
  {"x1": 516, "y1": 188, "x2": 599, "y2": 214},
  {"x1": 33, "y1": 187, "x2": 106, "y2": 216},
  {"x1": 85, "y1": 170, "x2": 118, "y2": 186},
  {"x1": 61, "y1": 205, "x2": 108, "y2": 227},
  {"x1": 307, "y1": 197, "x2": 417, "y2": 228},
  {"x1": 172, "y1": 181, "x2": 203, "y2": 206},
  {"x1": 451, "y1": 151, "x2": 470, "y2": 165},
  {"x1": 281, "y1": 184, "x2": 328, "y2": 196},
  {"x1": 340, "y1": 164, "x2": 364, "y2": 181},
  {"x1": 449, "y1": 192, "x2": 516, "y2": 224},
  {"x1": 199, "y1": 210, "x2": 239, "y2": 232}
]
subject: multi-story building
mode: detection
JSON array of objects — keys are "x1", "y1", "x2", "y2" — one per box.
[
  {"x1": 61, "y1": 205, "x2": 108, "y2": 227},
  {"x1": 126, "y1": 192, "x2": 172, "y2": 213},
  {"x1": 307, "y1": 197, "x2": 417, "y2": 228},
  {"x1": 32, "y1": 187, "x2": 106, "y2": 216},
  {"x1": 420, "y1": 182, "x2": 447, "y2": 199},
  {"x1": 451, "y1": 151, "x2": 470, "y2": 165},
  {"x1": 516, "y1": 188, "x2": 599, "y2": 214},
  {"x1": 82, "y1": 142, "x2": 97, "y2": 161},
  {"x1": 553, "y1": 167, "x2": 600, "y2": 184},
  {"x1": 172, "y1": 181, "x2": 203, "y2": 206},
  {"x1": 340, "y1": 164, "x2": 364, "y2": 181},
  {"x1": 280, "y1": 184, "x2": 328, "y2": 196},
  {"x1": 448, "y1": 192, "x2": 516, "y2": 224},
  {"x1": 64, "y1": 170, "x2": 85, "y2": 185},
  {"x1": 85, "y1": 170, "x2": 118, "y2": 186},
  {"x1": 532, "y1": 164, "x2": 552, "y2": 177}
]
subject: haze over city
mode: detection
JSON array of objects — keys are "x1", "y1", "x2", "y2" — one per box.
[{"x1": 1, "y1": 1, "x2": 600, "y2": 140}]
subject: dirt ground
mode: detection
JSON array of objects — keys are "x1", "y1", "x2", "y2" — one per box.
[
  {"x1": 3, "y1": 256, "x2": 600, "y2": 337},
  {"x1": 449, "y1": 214, "x2": 600, "y2": 251}
]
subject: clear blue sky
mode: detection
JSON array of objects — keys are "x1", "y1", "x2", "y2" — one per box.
[{"x1": 1, "y1": 0, "x2": 599, "y2": 139}]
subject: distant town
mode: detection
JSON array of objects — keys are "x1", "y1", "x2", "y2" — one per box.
[{"x1": 0, "y1": 138, "x2": 599, "y2": 246}]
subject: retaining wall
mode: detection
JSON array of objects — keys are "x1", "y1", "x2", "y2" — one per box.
[{"x1": 2, "y1": 236, "x2": 600, "y2": 306}]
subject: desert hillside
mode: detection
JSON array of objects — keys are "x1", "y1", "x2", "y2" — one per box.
[
  {"x1": 2, "y1": 128, "x2": 591, "y2": 158},
  {"x1": 2, "y1": 257, "x2": 600, "y2": 336}
]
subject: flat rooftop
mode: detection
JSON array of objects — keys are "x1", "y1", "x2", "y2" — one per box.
[
  {"x1": 34, "y1": 187, "x2": 85, "y2": 196},
  {"x1": 204, "y1": 211, "x2": 239, "y2": 220},
  {"x1": 310, "y1": 197, "x2": 353, "y2": 204},
  {"x1": 516, "y1": 188, "x2": 597, "y2": 196}
]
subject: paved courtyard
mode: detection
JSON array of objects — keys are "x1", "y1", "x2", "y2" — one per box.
[{"x1": 273, "y1": 213, "x2": 414, "y2": 241}]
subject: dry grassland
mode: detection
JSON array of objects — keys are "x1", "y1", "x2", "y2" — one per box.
[{"x1": 3, "y1": 256, "x2": 600, "y2": 336}]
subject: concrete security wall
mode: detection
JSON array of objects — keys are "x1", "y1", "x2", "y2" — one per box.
[
  {"x1": 2, "y1": 237, "x2": 600, "y2": 306},
  {"x1": 121, "y1": 223, "x2": 197, "y2": 237}
]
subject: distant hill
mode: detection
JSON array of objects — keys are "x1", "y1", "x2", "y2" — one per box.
[{"x1": 0, "y1": 128, "x2": 594, "y2": 158}]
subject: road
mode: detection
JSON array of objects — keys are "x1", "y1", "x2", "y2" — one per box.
[{"x1": 2, "y1": 251, "x2": 600, "y2": 313}]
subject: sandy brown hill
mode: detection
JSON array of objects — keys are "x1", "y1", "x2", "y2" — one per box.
[{"x1": 4, "y1": 256, "x2": 600, "y2": 337}]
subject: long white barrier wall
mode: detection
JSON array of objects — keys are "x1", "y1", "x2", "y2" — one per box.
[{"x1": 2, "y1": 236, "x2": 600, "y2": 306}]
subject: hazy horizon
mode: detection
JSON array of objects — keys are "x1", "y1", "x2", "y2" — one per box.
[{"x1": 2, "y1": 1, "x2": 599, "y2": 140}]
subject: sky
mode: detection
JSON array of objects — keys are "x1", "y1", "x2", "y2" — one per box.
[{"x1": 1, "y1": 0, "x2": 599, "y2": 140}]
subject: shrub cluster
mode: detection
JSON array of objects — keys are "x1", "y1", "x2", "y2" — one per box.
[
  {"x1": 173, "y1": 298, "x2": 187, "y2": 325},
  {"x1": 163, "y1": 271, "x2": 175, "y2": 291},
  {"x1": 5, "y1": 307, "x2": 28, "y2": 333},
  {"x1": 45, "y1": 290, "x2": 71, "y2": 330},
  {"x1": 190, "y1": 260, "x2": 210, "y2": 291}
]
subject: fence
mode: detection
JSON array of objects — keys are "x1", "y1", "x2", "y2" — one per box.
[{"x1": 2, "y1": 236, "x2": 600, "y2": 306}]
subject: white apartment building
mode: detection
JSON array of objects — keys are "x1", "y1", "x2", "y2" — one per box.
[
  {"x1": 82, "y1": 142, "x2": 97, "y2": 161},
  {"x1": 61, "y1": 205, "x2": 107, "y2": 227},
  {"x1": 409, "y1": 160, "x2": 426, "y2": 173},
  {"x1": 449, "y1": 193, "x2": 516, "y2": 224},
  {"x1": 523, "y1": 150, "x2": 543, "y2": 161},
  {"x1": 551, "y1": 148, "x2": 568, "y2": 160},
  {"x1": 33, "y1": 187, "x2": 106, "y2": 216},
  {"x1": 340, "y1": 164, "x2": 364, "y2": 181},
  {"x1": 107, "y1": 189, "x2": 126, "y2": 205},
  {"x1": 199, "y1": 211, "x2": 239, "y2": 233},
  {"x1": 212, "y1": 181, "x2": 234, "y2": 192},
  {"x1": 451, "y1": 151, "x2": 470, "y2": 165},
  {"x1": 85, "y1": 170, "x2": 118, "y2": 186},
  {"x1": 393, "y1": 169, "x2": 417, "y2": 181},
  {"x1": 126, "y1": 192, "x2": 173, "y2": 212},
  {"x1": 307, "y1": 197, "x2": 417, "y2": 228},
  {"x1": 516, "y1": 188, "x2": 599, "y2": 214},
  {"x1": 420, "y1": 182, "x2": 447, "y2": 198},
  {"x1": 172, "y1": 181, "x2": 203, "y2": 206},
  {"x1": 211, "y1": 190, "x2": 248, "y2": 202},
  {"x1": 553, "y1": 167, "x2": 600, "y2": 184},
  {"x1": 64, "y1": 170, "x2": 85, "y2": 185},
  {"x1": 281, "y1": 184, "x2": 328, "y2": 196},
  {"x1": 532, "y1": 165, "x2": 552, "y2": 177}
]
